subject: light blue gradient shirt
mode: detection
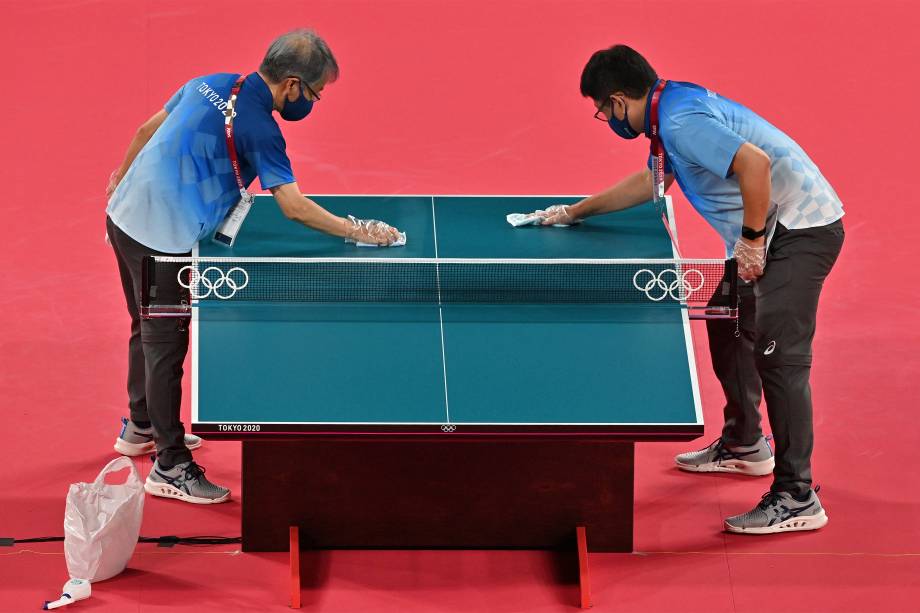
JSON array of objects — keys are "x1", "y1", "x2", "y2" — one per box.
[
  {"x1": 645, "y1": 80, "x2": 844, "y2": 254},
  {"x1": 107, "y1": 72, "x2": 295, "y2": 253}
]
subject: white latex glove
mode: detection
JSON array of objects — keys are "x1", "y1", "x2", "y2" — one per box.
[
  {"x1": 732, "y1": 238, "x2": 767, "y2": 281},
  {"x1": 345, "y1": 215, "x2": 403, "y2": 246},
  {"x1": 537, "y1": 205, "x2": 579, "y2": 226}
]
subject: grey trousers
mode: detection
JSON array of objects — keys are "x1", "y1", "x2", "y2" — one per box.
[
  {"x1": 706, "y1": 219, "x2": 845, "y2": 496},
  {"x1": 107, "y1": 216, "x2": 193, "y2": 468}
]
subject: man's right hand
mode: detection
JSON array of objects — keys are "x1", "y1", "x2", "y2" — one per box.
[
  {"x1": 538, "y1": 204, "x2": 580, "y2": 226},
  {"x1": 344, "y1": 215, "x2": 403, "y2": 246}
]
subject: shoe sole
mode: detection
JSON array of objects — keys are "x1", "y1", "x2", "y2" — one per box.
[
  {"x1": 144, "y1": 479, "x2": 230, "y2": 505},
  {"x1": 115, "y1": 438, "x2": 203, "y2": 457},
  {"x1": 676, "y1": 457, "x2": 775, "y2": 476},
  {"x1": 114, "y1": 438, "x2": 154, "y2": 456},
  {"x1": 724, "y1": 510, "x2": 828, "y2": 535}
]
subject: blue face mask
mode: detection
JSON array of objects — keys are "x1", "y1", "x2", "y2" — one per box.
[
  {"x1": 607, "y1": 99, "x2": 640, "y2": 139},
  {"x1": 280, "y1": 86, "x2": 314, "y2": 121}
]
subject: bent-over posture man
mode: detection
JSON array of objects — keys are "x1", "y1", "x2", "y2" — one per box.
[
  {"x1": 106, "y1": 29, "x2": 402, "y2": 504},
  {"x1": 533, "y1": 45, "x2": 844, "y2": 534}
]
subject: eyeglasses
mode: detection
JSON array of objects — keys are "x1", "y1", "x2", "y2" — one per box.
[
  {"x1": 593, "y1": 100, "x2": 610, "y2": 122},
  {"x1": 291, "y1": 76, "x2": 321, "y2": 101}
]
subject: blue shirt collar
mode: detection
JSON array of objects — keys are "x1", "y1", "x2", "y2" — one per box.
[{"x1": 247, "y1": 72, "x2": 274, "y2": 113}]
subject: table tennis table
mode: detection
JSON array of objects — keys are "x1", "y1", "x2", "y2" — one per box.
[{"x1": 158, "y1": 194, "x2": 722, "y2": 553}]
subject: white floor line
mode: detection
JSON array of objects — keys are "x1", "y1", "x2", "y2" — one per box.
[{"x1": 431, "y1": 197, "x2": 451, "y2": 425}]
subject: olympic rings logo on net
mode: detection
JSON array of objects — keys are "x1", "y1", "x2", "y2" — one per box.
[
  {"x1": 178, "y1": 265, "x2": 249, "y2": 300},
  {"x1": 632, "y1": 268, "x2": 705, "y2": 301}
]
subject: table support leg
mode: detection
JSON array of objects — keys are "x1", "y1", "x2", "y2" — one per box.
[
  {"x1": 577, "y1": 526, "x2": 592, "y2": 609},
  {"x1": 289, "y1": 526, "x2": 301, "y2": 608}
]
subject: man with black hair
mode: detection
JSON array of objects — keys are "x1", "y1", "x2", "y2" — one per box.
[{"x1": 533, "y1": 45, "x2": 844, "y2": 534}]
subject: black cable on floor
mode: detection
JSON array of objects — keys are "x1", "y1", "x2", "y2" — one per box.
[{"x1": 1, "y1": 535, "x2": 241, "y2": 548}]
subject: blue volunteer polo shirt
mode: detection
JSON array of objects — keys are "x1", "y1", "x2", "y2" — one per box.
[
  {"x1": 644, "y1": 79, "x2": 844, "y2": 254},
  {"x1": 107, "y1": 72, "x2": 295, "y2": 253}
]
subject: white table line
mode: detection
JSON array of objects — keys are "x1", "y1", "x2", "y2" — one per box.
[{"x1": 431, "y1": 196, "x2": 451, "y2": 426}]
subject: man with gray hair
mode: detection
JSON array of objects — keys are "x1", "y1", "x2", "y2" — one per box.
[{"x1": 105, "y1": 29, "x2": 402, "y2": 504}]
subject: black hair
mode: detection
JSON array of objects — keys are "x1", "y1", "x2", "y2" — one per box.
[{"x1": 579, "y1": 45, "x2": 658, "y2": 101}]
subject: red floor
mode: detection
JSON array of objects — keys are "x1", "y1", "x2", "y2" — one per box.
[{"x1": 2, "y1": 1, "x2": 919, "y2": 611}]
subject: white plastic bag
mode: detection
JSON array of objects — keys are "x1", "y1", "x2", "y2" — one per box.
[{"x1": 63, "y1": 456, "x2": 144, "y2": 582}]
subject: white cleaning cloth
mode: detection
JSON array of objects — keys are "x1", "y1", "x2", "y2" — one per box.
[
  {"x1": 346, "y1": 232, "x2": 407, "y2": 247},
  {"x1": 506, "y1": 205, "x2": 582, "y2": 228}
]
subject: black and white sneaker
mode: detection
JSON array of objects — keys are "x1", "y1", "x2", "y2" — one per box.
[
  {"x1": 675, "y1": 435, "x2": 774, "y2": 476},
  {"x1": 145, "y1": 460, "x2": 230, "y2": 504},
  {"x1": 724, "y1": 488, "x2": 828, "y2": 534}
]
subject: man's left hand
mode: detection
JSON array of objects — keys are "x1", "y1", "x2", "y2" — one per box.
[
  {"x1": 106, "y1": 170, "x2": 123, "y2": 198},
  {"x1": 733, "y1": 237, "x2": 766, "y2": 281}
]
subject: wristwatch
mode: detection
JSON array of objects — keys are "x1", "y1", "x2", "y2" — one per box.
[{"x1": 741, "y1": 225, "x2": 766, "y2": 240}]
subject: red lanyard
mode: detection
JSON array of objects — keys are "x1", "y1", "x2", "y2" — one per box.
[
  {"x1": 212, "y1": 74, "x2": 255, "y2": 246},
  {"x1": 224, "y1": 74, "x2": 249, "y2": 200},
  {"x1": 648, "y1": 79, "x2": 668, "y2": 203},
  {"x1": 647, "y1": 79, "x2": 682, "y2": 256}
]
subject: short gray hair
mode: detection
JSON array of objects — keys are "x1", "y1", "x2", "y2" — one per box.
[{"x1": 259, "y1": 29, "x2": 339, "y2": 86}]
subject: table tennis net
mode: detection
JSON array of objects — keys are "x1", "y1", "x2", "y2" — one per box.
[{"x1": 141, "y1": 256, "x2": 738, "y2": 318}]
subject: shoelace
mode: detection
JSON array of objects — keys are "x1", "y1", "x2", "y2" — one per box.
[
  {"x1": 148, "y1": 455, "x2": 209, "y2": 484},
  {"x1": 757, "y1": 488, "x2": 819, "y2": 511},
  {"x1": 709, "y1": 438, "x2": 751, "y2": 461},
  {"x1": 156, "y1": 462, "x2": 206, "y2": 487},
  {"x1": 707, "y1": 436, "x2": 773, "y2": 461},
  {"x1": 757, "y1": 491, "x2": 784, "y2": 510},
  {"x1": 701, "y1": 437, "x2": 726, "y2": 455},
  {"x1": 714, "y1": 439, "x2": 733, "y2": 459},
  {"x1": 183, "y1": 462, "x2": 206, "y2": 481}
]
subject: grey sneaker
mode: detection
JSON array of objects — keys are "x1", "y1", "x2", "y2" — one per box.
[
  {"x1": 724, "y1": 488, "x2": 828, "y2": 534},
  {"x1": 145, "y1": 460, "x2": 230, "y2": 504},
  {"x1": 114, "y1": 417, "x2": 202, "y2": 456},
  {"x1": 675, "y1": 435, "x2": 774, "y2": 476}
]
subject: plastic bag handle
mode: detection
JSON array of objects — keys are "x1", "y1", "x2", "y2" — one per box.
[{"x1": 92, "y1": 456, "x2": 140, "y2": 488}]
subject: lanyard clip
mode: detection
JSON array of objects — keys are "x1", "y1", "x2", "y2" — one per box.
[{"x1": 224, "y1": 98, "x2": 237, "y2": 125}]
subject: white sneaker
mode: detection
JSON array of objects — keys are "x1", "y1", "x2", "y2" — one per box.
[
  {"x1": 675, "y1": 435, "x2": 774, "y2": 476},
  {"x1": 114, "y1": 417, "x2": 202, "y2": 456},
  {"x1": 145, "y1": 460, "x2": 230, "y2": 504},
  {"x1": 725, "y1": 488, "x2": 828, "y2": 534}
]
